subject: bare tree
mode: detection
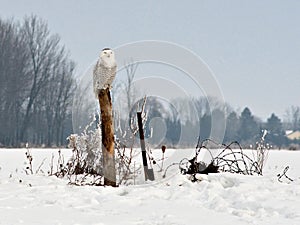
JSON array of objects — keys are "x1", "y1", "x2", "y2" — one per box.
[
  {"x1": 18, "y1": 15, "x2": 77, "y2": 145},
  {"x1": 284, "y1": 106, "x2": 300, "y2": 131},
  {"x1": 43, "y1": 56, "x2": 76, "y2": 146},
  {"x1": 0, "y1": 18, "x2": 29, "y2": 146},
  {"x1": 19, "y1": 15, "x2": 61, "y2": 143},
  {"x1": 0, "y1": 16, "x2": 76, "y2": 147},
  {"x1": 113, "y1": 62, "x2": 139, "y2": 148},
  {"x1": 124, "y1": 61, "x2": 138, "y2": 114}
]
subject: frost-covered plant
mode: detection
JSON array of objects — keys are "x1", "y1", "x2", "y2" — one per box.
[
  {"x1": 65, "y1": 114, "x2": 140, "y2": 186},
  {"x1": 115, "y1": 139, "x2": 141, "y2": 185},
  {"x1": 254, "y1": 129, "x2": 270, "y2": 175},
  {"x1": 67, "y1": 115, "x2": 103, "y2": 176}
]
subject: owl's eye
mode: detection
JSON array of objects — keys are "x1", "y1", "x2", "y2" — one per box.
[{"x1": 104, "y1": 52, "x2": 107, "y2": 54}]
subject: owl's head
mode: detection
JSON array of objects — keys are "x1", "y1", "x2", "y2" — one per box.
[{"x1": 100, "y1": 48, "x2": 116, "y2": 67}]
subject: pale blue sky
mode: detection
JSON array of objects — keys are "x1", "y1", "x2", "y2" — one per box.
[{"x1": 1, "y1": 0, "x2": 299, "y2": 120}]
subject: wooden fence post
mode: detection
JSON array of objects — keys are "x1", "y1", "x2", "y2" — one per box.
[
  {"x1": 98, "y1": 88, "x2": 117, "y2": 187},
  {"x1": 137, "y1": 112, "x2": 155, "y2": 181}
]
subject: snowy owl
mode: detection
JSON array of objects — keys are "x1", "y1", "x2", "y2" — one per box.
[{"x1": 93, "y1": 48, "x2": 117, "y2": 97}]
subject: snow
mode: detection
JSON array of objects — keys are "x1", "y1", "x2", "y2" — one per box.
[{"x1": 0, "y1": 148, "x2": 300, "y2": 225}]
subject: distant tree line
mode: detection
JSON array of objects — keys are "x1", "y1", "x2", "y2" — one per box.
[
  {"x1": 113, "y1": 64, "x2": 300, "y2": 150},
  {"x1": 0, "y1": 16, "x2": 76, "y2": 147},
  {"x1": 130, "y1": 98, "x2": 300, "y2": 149}
]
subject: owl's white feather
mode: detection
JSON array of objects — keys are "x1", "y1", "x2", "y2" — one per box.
[{"x1": 93, "y1": 48, "x2": 117, "y2": 97}]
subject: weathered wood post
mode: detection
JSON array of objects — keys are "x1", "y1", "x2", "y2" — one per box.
[{"x1": 98, "y1": 88, "x2": 117, "y2": 187}]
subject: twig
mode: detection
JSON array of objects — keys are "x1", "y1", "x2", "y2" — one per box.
[
  {"x1": 277, "y1": 166, "x2": 294, "y2": 183},
  {"x1": 35, "y1": 158, "x2": 47, "y2": 174}
]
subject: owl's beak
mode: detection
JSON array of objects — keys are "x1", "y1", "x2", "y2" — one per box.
[{"x1": 107, "y1": 54, "x2": 111, "y2": 58}]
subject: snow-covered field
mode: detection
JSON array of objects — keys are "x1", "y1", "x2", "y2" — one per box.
[{"x1": 0, "y1": 148, "x2": 299, "y2": 225}]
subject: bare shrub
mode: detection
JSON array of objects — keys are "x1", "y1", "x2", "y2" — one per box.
[
  {"x1": 254, "y1": 130, "x2": 270, "y2": 174},
  {"x1": 163, "y1": 135, "x2": 271, "y2": 180},
  {"x1": 62, "y1": 115, "x2": 139, "y2": 186}
]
